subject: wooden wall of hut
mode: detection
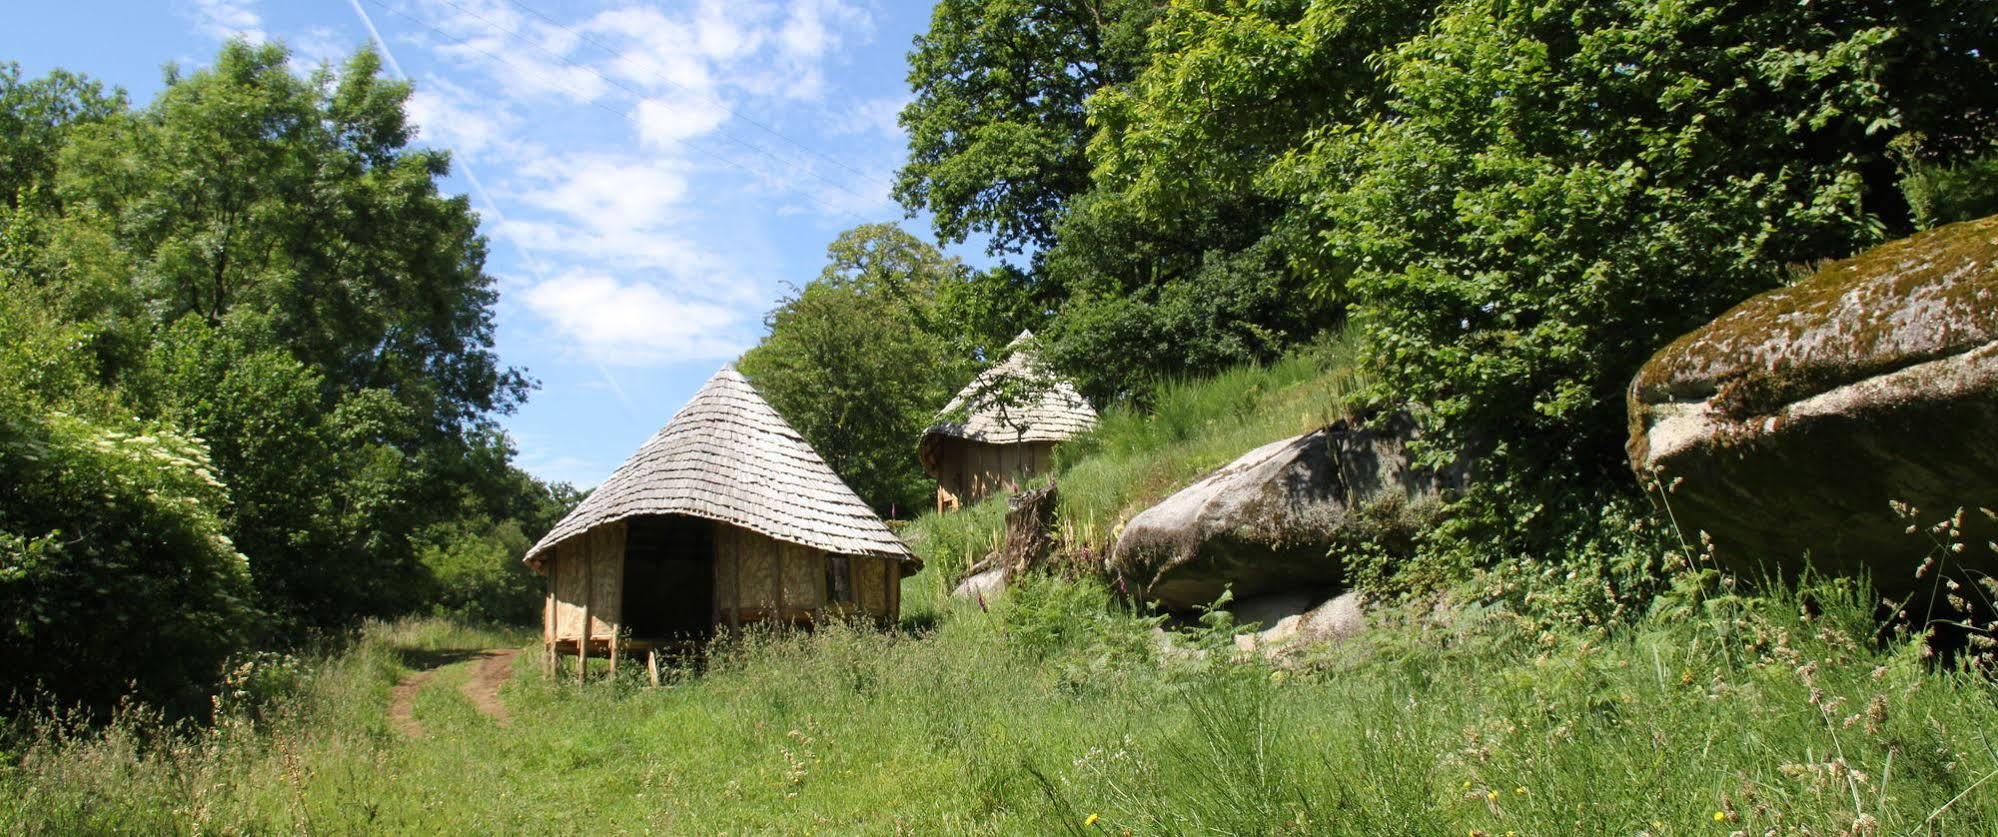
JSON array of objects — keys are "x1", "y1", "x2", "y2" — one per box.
[
  {"x1": 712, "y1": 525, "x2": 897, "y2": 627},
  {"x1": 544, "y1": 518, "x2": 900, "y2": 654},
  {"x1": 933, "y1": 439, "x2": 1057, "y2": 512},
  {"x1": 547, "y1": 520, "x2": 626, "y2": 645}
]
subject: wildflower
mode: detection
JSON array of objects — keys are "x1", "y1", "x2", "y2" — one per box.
[
  {"x1": 1514, "y1": 786, "x2": 1527, "y2": 795},
  {"x1": 1486, "y1": 789, "x2": 1499, "y2": 802},
  {"x1": 1713, "y1": 810, "x2": 1728, "y2": 822},
  {"x1": 1085, "y1": 813, "x2": 1099, "y2": 828}
]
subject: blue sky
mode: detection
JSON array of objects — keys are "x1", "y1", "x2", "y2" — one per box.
[{"x1": 6, "y1": 0, "x2": 983, "y2": 488}]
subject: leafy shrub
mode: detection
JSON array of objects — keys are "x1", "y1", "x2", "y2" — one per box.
[
  {"x1": 417, "y1": 518, "x2": 541, "y2": 625},
  {"x1": 0, "y1": 399, "x2": 259, "y2": 716}
]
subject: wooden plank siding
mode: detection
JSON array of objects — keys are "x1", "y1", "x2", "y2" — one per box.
[
  {"x1": 545, "y1": 518, "x2": 900, "y2": 655},
  {"x1": 932, "y1": 439, "x2": 1058, "y2": 511}
]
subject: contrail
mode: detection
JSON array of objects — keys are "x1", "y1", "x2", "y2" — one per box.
[{"x1": 341, "y1": 0, "x2": 640, "y2": 419}]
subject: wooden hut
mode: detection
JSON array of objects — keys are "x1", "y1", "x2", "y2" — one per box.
[
  {"x1": 524, "y1": 366, "x2": 918, "y2": 682},
  {"x1": 918, "y1": 330, "x2": 1097, "y2": 512}
]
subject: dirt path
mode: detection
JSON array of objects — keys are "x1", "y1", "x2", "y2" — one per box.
[
  {"x1": 458, "y1": 648, "x2": 518, "y2": 726},
  {"x1": 386, "y1": 668, "x2": 437, "y2": 738},
  {"x1": 386, "y1": 648, "x2": 517, "y2": 738}
]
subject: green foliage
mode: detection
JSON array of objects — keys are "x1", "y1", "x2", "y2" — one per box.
[
  {"x1": 897, "y1": 0, "x2": 1162, "y2": 253},
  {"x1": 0, "y1": 63, "x2": 123, "y2": 207},
  {"x1": 1293, "y1": 0, "x2": 1998, "y2": 566},
  {"x1": 0, "y1": 38, "x2": 565, "y2": 714},
  {"x1": 1042, "y1": 239, "x2": 1338, "y2": 401},
  {"x1": 1903, "y1": 153, "x2": 1998, "y2": 230},
  {"x1": 0, "y1": 40, "x2": 542, "y2": 636},
  {"x1": 416, "y1": 519, "x2": 539, "y2": 626},
  {"x1": 0, "y1": 385, "x2": 257, "y2": 716},
  {"x1": 741, "y1": 223, "x2": 1031, "y2": 515}
]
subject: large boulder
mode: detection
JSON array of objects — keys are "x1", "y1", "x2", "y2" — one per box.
[
  {"x1": 1109, "y1": 412, "x2": 1463, "y2": 612},
  {"x1": 1627, "y1": 215, "x2": 1998, "y2": 593}
]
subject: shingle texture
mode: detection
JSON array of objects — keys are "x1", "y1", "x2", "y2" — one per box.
[
  {"x1": 525, "y1": 367, "x2": 914, "y2": 569},
  {"x1": 921, "y1": 330, "x2": 1098, "y2": 448}
]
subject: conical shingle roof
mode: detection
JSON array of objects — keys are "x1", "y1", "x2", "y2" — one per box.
[
  {"x1": 525, "y1": 366, "x2": 914, "y2": 569},
  {"x1": 920, "y1": 331, "x2": 1097, "y2": 461}
]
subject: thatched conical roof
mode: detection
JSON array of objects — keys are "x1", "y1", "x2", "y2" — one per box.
[
  {"x1": 919, "y1": 331, "x2": 1097, "y2": 468},
  {"x1": 525, "y1": 366, "x2": 914, "y2": 570}
]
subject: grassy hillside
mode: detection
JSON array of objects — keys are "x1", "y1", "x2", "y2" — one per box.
[{"x1": 902, "y1": 332, "x2": 1368, "y2": 614}]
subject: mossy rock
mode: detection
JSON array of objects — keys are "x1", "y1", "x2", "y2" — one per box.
[{"x1": 1627, "y1": 215, "x2": 1998, "y2": 594}]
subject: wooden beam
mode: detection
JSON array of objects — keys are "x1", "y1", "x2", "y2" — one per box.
[
  {"x1": 647, "y1": 649, "x2": 661, "y2": 688},
  {"x1": 578, "y1": 544, "x2": 592, "y2": 686},
  {"x1": 543, "y1": 555, "x2": 556, "y2": 680},
  {"x1": 882, "y1": 557, "x2": 894, "y2": 626},
  {"x1": 715, "y1": 519, "x2": 723, "y2": 631}
]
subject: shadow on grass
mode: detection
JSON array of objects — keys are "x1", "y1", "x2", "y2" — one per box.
[{"x1": 393, "y1": 648, "x2": 487, "y2": 672}]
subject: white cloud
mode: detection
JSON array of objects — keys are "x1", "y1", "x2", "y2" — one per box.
[
  {"x1": 829, "y1": 95, "x2": 907, "y2": 139},
  {"x1": 416, "y1": 0, "x2": 610, "y2": 102},
  {"x1": 499, "y1": 218, "x2": 719, "y2": 273},
  {"x1": 778, "y1": 0, "x2": 869, "y2": 59},
  {"x1": 291, "y1": 26, "x2": 351, "y2": 70},
  {"x1": 406, "y1": 75, "x2": 511, "y2": 157},
  {"x1": 181, "y1": 0, "x2": 267, "y2": 43},
  {"x1": 519, "y1": 270, "x2": 754, "y2": 366},
  {"x1": 634, "y1": 92, "x2": 730, "y2": 149},
  {"x1": 515, "y1": 153, "x2": 690, "y2": 231}
]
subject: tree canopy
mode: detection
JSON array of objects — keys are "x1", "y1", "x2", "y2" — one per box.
[{"x1": 0, "y1": 41, "x2": 568, "y2": 713}]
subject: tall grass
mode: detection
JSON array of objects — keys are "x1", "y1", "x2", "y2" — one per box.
[{"x1": 6, "y1": 574, "x2": 1998, "y2": 833}]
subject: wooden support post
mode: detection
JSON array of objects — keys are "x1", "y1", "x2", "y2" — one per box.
[
  {"x1": 882, "y1": 557, "x2": 894, "y2": 626},
  {"x1": 647, "y1": 650, "x2": 661, "y2": 688},
  {"x1": 578, "y1": 549, "x2": 592, "y2": 686},
  {"x1": 609, "y1": 629, "x2": 619, "y2": 679},
  {"x1": 543, "y1": 556, "x2": 556, "y2": 679}
]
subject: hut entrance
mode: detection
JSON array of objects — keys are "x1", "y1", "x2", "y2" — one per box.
[{"x1": 622, "y1": 515, "x2": 715, "y2": 640}]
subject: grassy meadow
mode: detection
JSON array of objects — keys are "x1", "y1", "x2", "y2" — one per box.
[
  {"x1": 7, "y1": 345, "x2": 1998, "y2": 835},
  {"x1": 6, "y1": 575, "x2": 1998, "y2": 834}
]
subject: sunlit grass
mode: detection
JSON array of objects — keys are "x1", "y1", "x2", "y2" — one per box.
[{"x1": 6, "y1": 574, "x2": 1998, "y2": 833}]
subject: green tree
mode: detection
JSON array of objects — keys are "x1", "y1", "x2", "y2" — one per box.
[
  {"x1": 23, "y1": 41, "x2": 531, "y2": 630},
  {"x1": 1298, "y1": 0, "x2": 1998, "y2": 561},
  {"x1": 740, "y1": 224, "x2": 1019, "y2": 515},
  {"x1": 897, "y1": 0, "x2": 1163, "y2": 254},
  {"x1": 1035, "y1": 0, "x2": 1429, "y2": 400},
  {"x1": 0, "y1": 63, "x2": 122, "y2": 207}
]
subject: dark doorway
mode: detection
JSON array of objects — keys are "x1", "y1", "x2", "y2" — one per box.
[{"x1": 622, "y1": 515, "x2": 715, "y2": 639}]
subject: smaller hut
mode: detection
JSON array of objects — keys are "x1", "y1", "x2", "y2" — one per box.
[
  {"x1": 524, "y1": 366, "x2": 917, "y2": 683},
  {"x1": 919, "y1": 330, "x2": 1097, "y2": 512}
]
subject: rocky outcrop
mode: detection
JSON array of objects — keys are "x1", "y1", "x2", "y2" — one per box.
[
  {"x1": 1627, "y1": 215, "x2": 1998, "y2": 593},
  {"x1": 1109, "y1": 413, "x2": 1463, "y2": 612},
  {"x1": 950, "y1": 484, "x2": 1059, "y2": 601}
]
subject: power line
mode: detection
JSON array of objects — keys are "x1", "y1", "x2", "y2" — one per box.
[
  {"x1": 355, "y1": 0, "x2": 873, "y2": 222},
  {"x1": 496, "y1": 0, "x2": 878, "y2": 183},
  {"x1": 345, "y1": 0, "x2": 641, "y2": 418},
  {"x1": 423, "y1": 0, "x2": 879, "y2": 205}
]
